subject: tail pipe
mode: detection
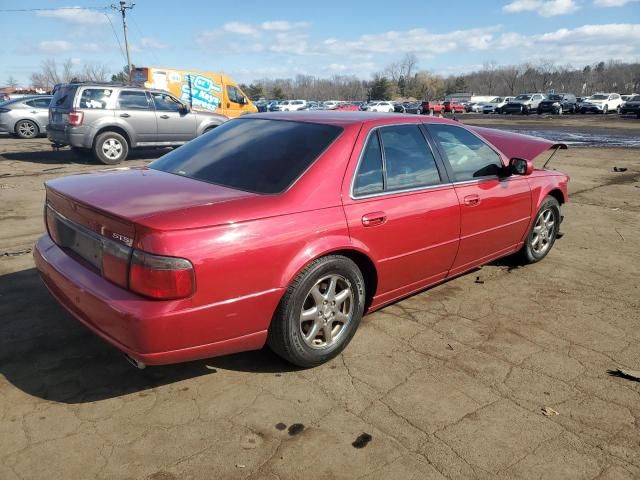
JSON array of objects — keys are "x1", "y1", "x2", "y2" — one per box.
[{"x1": 124, "y1": 354, "x2": 146, "y2": 370}]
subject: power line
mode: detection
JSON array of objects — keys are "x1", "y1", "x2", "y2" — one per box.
[
  {"x1": 0, "y1": 6, "x2": 108, "y2": 12},
  {"x1": 111, "y1": 2, "x2": 135, "y2": 79},
  {"x1": 104, "y1": 12, "x2": 127, "y2": 64}
]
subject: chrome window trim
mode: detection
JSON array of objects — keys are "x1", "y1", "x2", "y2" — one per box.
[{"x1": 349, "y1": 122, "x2": 445, "y2": 200}]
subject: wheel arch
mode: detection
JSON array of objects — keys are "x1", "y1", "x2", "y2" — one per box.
[
  {"x1": 279, "y1": 241, "x2": 379, "y2": 312},
  {"x1": 94, "y1": 125, "x2": 132, "y2": 148},
  {"x1": 547, "y1": 188, "x2": 565, "y2": 206}
]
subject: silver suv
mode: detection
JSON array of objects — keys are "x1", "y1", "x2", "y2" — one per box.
[{"x1": 47, "y1": 83, "x2": 227, "y2": 164}]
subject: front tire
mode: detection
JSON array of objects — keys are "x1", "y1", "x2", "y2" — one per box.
[
  {"x1": 518, "y1": 196, "x2": 561, "y2": 264},
  {"x1": 15, "y1": 120, "x2": 39, "y2": 139},
  {"x1": 93, "y1": 131, "x2": 128, "y2": 165},
  {"x1": 268, "y1": 255, "x2": 366, "y2": 368}
]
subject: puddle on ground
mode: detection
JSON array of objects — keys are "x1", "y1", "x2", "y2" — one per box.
[{"x1": 498, "y1": 128, "x2": 640, "y2": 148}]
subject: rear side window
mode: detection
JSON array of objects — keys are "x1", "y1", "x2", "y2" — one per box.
[
  {"x1": 353, "y1": 132, "x2": 384, "y2": 196},
  {"x1": 380, "y1": 125, "x2": 441, "y2": 191},
  {"x1": 26, "y1": 98, "x2": 52, "y2": 108},
  {"x1": 150, "y1": 119, "x2": 343, "y2": 194},
  {"x1": 117, "y1": 91, "x2": 151, "y2": 110},
  {"x1": 79, "y1": 88, "x2": 113, "y2": 109},
  {"x1": 51, "y1": 85, "x2": 78, "y2": 109},
  {"x1": 429, "y1": 124, "x2": 503, "y2": 181}
]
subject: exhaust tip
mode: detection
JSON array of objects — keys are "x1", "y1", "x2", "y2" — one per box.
[{"x1": 124, "y1": 354, "x2": 146, "y2": 370}]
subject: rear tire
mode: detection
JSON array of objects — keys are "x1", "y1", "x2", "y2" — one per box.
[
  {"x1": 267, "y1": 255, "x2": 366, "y2": 368},
  {"x1": 518, "y1": 196, "x2": 561, "y2": 264},
  {"x1": 15, "y1": 120, "x2": 39, "y2": 139},
  {"x1": 93, "y1": 131, "x2": 128, "y2": 165}
]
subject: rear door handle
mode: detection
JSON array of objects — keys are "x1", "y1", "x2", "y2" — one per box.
[
  {"x1": 159, "y1": 114, "x2": 170, "y2": 119},
  {"x1": 362, "y1": 212, "x2": 386, "y2": 227},
  {"x1": 119, "y1": 113, "x2": 130, "y2": 118},
  {"x1": 463, "y1": 194, "x2": 480, "y2": 206}
]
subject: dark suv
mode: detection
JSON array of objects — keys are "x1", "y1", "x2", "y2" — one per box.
[
  {"x1": 47, "y1": 83, "x2": 227, "y2": 164},
  {"x1": 537, "y1": 93, "x2": 577, "y2": 115}
]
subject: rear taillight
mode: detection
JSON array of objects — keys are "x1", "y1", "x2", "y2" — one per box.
[
  {"x1": 67, "y1": 111, "x2": 84, "y2": 126},
  {"x1": 129, "y1": 250, "x2": 195, "y2": 300},
  {"x1": 102, "y1": 241, "x2": 131, "y2": 288}
]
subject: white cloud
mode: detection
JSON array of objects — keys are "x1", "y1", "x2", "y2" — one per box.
[
  {"x1": 36, "y1": 40, "x2": 99, "y2": 53},
  {"x1": 35, "y1": 7, "x2": 109, "y2": 25},
  {"x1": 261, "y1": 21, "x2": 309, "y2": 31},
  {"x1": 503, "y1": 0, "x2": 579, "y2": 16},
  {"x1": 223, "y1": 22, "x2": 258, "y2": 35},
  {"x1": 140, "y1": 38, "x2": 167, "y2": 49},
  {"x1": 593, "y1": 0, "x2": 637, "y2": 5}
]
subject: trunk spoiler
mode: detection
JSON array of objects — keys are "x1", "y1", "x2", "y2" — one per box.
[{"x1": 468, "y1": 126, "x2": 567, "y2": 166}]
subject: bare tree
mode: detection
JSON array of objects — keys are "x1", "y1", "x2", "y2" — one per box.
[{"x1": 6, "y1": 75, "x2": 19, "y2": 88}]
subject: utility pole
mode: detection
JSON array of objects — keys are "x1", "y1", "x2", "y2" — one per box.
[{"x1": 112, "y1": 1, "x2": 135, "y2": 80}]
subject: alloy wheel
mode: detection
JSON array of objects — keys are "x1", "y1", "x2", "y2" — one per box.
[
  {"x1": 531, "y1": 208, "x2": 556, "y2": 255},
  {"x1": 17, "y1": 121, "x2": 37, "y2": 138},
  {"x1": 299, "y1": 274, "x2": 354, "y2": 349},
  {"x1": 102, "y1": 138, "x2": 123, "y2": 160}
]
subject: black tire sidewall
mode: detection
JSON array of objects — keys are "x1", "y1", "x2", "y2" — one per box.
[
  {"x1": 93, "y1": 132, "x2": 128, "y2": 165},
  {"x1": 522, "y1": 197, "x2": 561, "y2": 263},
  {"x1": 269, "y1": 256, "x2": 365, "y2": 367}
]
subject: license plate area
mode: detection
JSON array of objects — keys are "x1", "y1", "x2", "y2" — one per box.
[{"x1": 55, "y1": 213, "x2": 103, "y2": 271}]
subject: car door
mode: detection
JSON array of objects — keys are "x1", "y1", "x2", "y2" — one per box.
[
  {"x1": 150, "y1": 91, "x2": 196, "y2": 142},
  {"x1": 24, "y1": 97, "x2": 52, "y2": 129},
  {"x1": 426, "y1": 123, "x2": 531, "y2": 276},
  {"x1": 114, "y1": 90, "x2": 157, "y2": 144},
  {"x1": 342, "y1": 124, "x2": 460, "y2": 305}
]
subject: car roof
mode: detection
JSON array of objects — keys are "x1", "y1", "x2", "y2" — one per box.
[{"x1": 246, "y1": 111, "x2": 461, "y2": 127}]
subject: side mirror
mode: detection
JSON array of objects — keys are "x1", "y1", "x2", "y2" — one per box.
[
  {"x1": 181, "y1": 103, "x2": 191, "y2": 114},
  {"x1": 240, "y1": 96, "x2": 248, "y2": 105},
  {"x1": 510, "y1": 157, "x2": 534, "y2": 176}
]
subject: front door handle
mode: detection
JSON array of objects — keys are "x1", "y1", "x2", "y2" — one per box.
[
  {"x1": 159, "y1": 114, "x2": 170, "y2": 119},
  {"x1": 362, "y1": 212, "x2": 386, "y2": 227},
  {"x1": 119, "y1": 113, "x2": 130, "y2": 118},
  {"x1": 463, "y1": 194, "x2": 480, "y2": 206}
]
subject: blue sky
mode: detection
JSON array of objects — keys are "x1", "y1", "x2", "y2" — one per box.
[{"x1": 1, "y1": 0, "x2": 639, "y2": 85}]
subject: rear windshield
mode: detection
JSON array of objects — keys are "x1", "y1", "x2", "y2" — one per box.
[
  {"x1": 51, "y1": 85, "x2": 78, "y2": 109},
  {"x1": 150, "y1": 118, "x2": 343, "y2": 194}
]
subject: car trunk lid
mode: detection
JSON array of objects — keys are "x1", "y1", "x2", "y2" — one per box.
[{"x1": 468, "y1": 126, "x2": 567, "y2": 161}]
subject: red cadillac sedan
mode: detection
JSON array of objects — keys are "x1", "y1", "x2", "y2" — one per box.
[{"x1": 34, "y1": 112, "x2": 569, "y2": 368}]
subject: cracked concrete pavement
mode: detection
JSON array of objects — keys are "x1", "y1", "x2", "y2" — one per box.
[{"x1": 0, "y1": 124, "x2": 639, "y2": 479}]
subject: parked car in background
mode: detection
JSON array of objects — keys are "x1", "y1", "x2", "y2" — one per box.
[
  {"x1": 34, "y1": 111, "x2": 569, "y2": 368},
  {"x1": 482, "y1": 97, "x2": 513, "y2": 114},
  {"x1": 580, "y1": 93, "x2": 623, "y2": 114},
  {"x1": 0, "y1": 95, "x2": 52, "y2": 138},
  {"x1": 275, "y1": 100, "x2": 308, "y2": 111},
  {"x1": 0, "y1": 93, "x2": 10, "y2": 103},
  {"x1": 393, "y1": 102, "x2": 406, "y2": 113},
  {"x1": 575, "y1": 97, "x2": 589, "y2": 110},
  {"x1": 267, "y1": 100, "x2": 280, "y2": 112},
  {"x1": 620, "y1": 94, "x2": 640, "y2": 118},
  {"x1": 47, "y1": 83, "x2": 226, "y2": 164},
  {"x1": 537, "y1": 93, "x2": 577, "y2": 115},
  {"x1": 404, "y1": 102, "x2": 423, "y2": 114},
  {"x1": 620, "y1": 94, "x2": 637, "y2": 105},
  {"x1": 254, "y1": 100, "x2": 269, "y2": 112},
  {"x1": 503, "y1": 94, "x2": 546, "y2": 115},
  {"x1": 467, "y1": 102, "x2": 485, "y2": 113},
  {"x1": 334, "y1": 102, "x2": 359, "y2": 111},
  {"x1": 443, "y1": 101, "x2": 465, "y2": 113},
  {"x1": 421, "y1": 101, "x2": 445, "y2": 114},
  {"x1": 366, "y1": 101, "x2": 394, "y2": 112},
  {"x1": 322, "y1": 100, "x2": 342, "y2": 110}
]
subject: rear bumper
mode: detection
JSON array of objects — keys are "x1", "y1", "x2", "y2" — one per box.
[
  {"x1": 46, "y1": 126, "x2": 88, "y2": 147},
  {"x1": 34, "y1": 235, "x2": 274, "y2": 365}
]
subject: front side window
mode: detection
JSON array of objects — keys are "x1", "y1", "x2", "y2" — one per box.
[
  {"x1": 429, "y1": 124, "x2": 503, "y2": 182},
  {"x1": 227, "y1": 85, "x2": 244, "y2": 104},
  {"x1": 151, "y1": 119, "x2": 342, "y2": 194},
  {"x1": 79, "y1": 88, "x2": 113, "y2": 109},
  {"x1": 151, "y1": 92, "x2": 181, "y2": 112},
  {"x1": 117, "y1": 91, "x2": 151, "y2": 110}
]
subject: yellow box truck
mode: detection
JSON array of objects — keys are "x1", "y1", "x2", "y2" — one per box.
[{"x1": 131, "y1": 67, "x2": 257, "y2": 118}]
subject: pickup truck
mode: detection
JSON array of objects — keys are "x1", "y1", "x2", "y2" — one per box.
[
  {"x1": 442, "y1": 101, "x2": 465, "y2": 113},
  {"x1": 420, "y1": 101, "x2": 445, "y2": 114}
]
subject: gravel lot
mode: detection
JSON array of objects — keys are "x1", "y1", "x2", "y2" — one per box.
[{"x1": 1, "y1": 116, "x2": 639, "y2": 480}]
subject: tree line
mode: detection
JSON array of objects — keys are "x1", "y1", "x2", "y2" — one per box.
[{"x1": 23, "y1": 55, "x2": 640, "y2": 101}]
